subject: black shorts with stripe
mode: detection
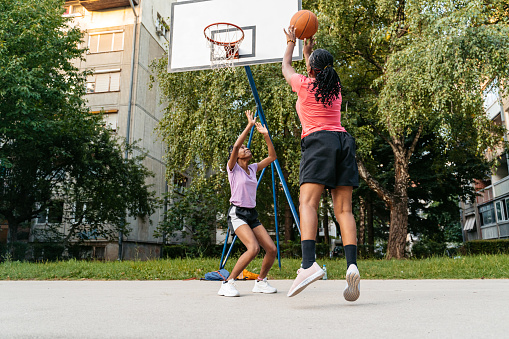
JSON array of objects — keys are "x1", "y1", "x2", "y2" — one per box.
[
  {"x1": 300, "y1": 130, "x2": 359, "y2": 189},
  {"x1": 227, "y1": 204, "x2": 262, "y2": 234}
]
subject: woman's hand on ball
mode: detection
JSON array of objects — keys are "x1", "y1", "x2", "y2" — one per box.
[{"x1": 284, "y1": 25, "x2": 296, "y2": 41}]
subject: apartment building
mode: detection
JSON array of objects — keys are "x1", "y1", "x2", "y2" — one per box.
[
  {"x1": 33, "y1": 0, "x2": 173, "y2": 260},
  {"x1": 460, "y1": 83, "x2": 509, "y2": 241}
]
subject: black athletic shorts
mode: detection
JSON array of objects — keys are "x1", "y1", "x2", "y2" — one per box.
[
  {"x1": 227, "y1": 204, "x2": 262, "y2": 234},
  {"x1": 300, "y1": 130, "x2": 359, "y2": 189}
]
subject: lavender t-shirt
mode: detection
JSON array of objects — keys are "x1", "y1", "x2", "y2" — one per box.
[{"x1": 227, "y1": 162, "x2": 258, "y2": 208}]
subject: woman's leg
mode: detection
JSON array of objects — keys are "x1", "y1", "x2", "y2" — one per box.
[
  {"x1": 330, "y1": 186, "x2": 356, "y2": 246},
  {"x1": 299, "y1": 183, "x2": 325, "y2": 269},
  {"x1": 299, "y1": 183, "x2": 325, "y2": 240},
  {"x1": 287, "y1": 183, "x2": 326, "y2": 297},
  {"x1": 331, "y1": 186, "x2": 360, "y2": 301},
  {"x1": 252, "y1": 225, "x2": 277, "y2": 279},
  {"x1": 227, "y1": 224, "x2": 260, "y2": 281}
]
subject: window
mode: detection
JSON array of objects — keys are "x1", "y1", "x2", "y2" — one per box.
[
  {"x1": 496, "y1": 200, "x2": 506, "y2": 222},
  {"x1": 103, "y1": 112, "x2": 118, "y2": 132},
  {"x1": 48, "y1": 201, "x2": 64, "y2": 223},
  {"x1": 73, "y1": 202, "x2": 88, "y2": 224},
  {"x1": 88, "y1": 31, "x2": 124, "y2": 53},
  {"x1": 90, "y1": 109, "x2": 118, "y2": 132},
  {"x1": 36, "y1": 201, "x2": 64, "y2": 224},
  {"x1": 63, "y1": 4, "x2": 84, "y2": 16},
  {"x1": 37, "y1": 210, "x2": 48, "y2": 224},
  {"x1": 86, "y1": 72, "x2": 121, "y2": 93},
  {"x1": 479, "y1": 203, "x2": 496, "y2": 226}
]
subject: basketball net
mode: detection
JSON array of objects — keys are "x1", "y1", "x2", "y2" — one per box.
[{"x1": 204, "y1": 23, "x2": 244, "y2": 71}]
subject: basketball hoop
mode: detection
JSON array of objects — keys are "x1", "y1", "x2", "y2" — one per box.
[{"x1": 204, "y1": 23, "x2": 244, "y2": 70}]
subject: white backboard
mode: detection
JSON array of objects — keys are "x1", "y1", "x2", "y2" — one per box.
[{"x1": 168, "y1": 0, "x2": 302, "y2": 73}]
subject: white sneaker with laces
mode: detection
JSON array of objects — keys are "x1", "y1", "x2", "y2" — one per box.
[
  {"x1": 252, "y1": 278, "x2": 277, "y2": 293},
  {"x1": 218, "y1": 280, "x2": 240, "y2": 297},
  {"x1": 343, "y1": 264, "x2": 360, "y2": 302}
]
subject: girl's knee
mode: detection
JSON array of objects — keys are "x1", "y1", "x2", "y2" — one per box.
[
  {"x1": 247, "y1": 244, "x2": 260, "y2": 257},
  {"x1": 265, "y1": 244, "x2": 277, "y2": 257}
]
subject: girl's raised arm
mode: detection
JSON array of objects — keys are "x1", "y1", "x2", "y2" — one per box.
[{"x1": 227, "y1": 110, "x2": 256, "y2": 171}]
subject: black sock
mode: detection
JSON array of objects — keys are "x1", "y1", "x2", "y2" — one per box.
[
  {"x1": 301, "y1": 240, "x2": 316, "y2": 269},
  {"x1": 344, "y1": 244, "x2": 357, "y2": 269}
]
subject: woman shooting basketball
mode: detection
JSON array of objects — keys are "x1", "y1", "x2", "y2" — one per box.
[
  {"x1": 218, "y1": 110, "x2": 278, "y2": 297},
  {"x1": 282, "y1": 26, "x2": 361, "y2": 301}
]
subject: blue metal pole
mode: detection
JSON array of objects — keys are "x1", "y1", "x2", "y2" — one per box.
[
  {"x1": 219, "y1": 227, "x2": 230, "y2": 269},
  {"x1": 271, "y1": 163, "x2": 281, "y2": 269},
  {"x1": 221, "y1": 235, "x2": 237, "y2": 269}
]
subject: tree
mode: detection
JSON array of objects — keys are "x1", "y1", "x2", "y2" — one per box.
[
  {"x1": 0, "y1": 0, "x2": 158, "y2": 251},
  {"x1": 155, "y1": 176, "x2": 224, "y2": 254},
  {"x1": 311, "y1": 0, "x2": 509, "y2": 258}
]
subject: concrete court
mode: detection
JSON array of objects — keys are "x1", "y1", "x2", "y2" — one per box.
[{"x1": 1, "y1": 279, "x2": 508, "y2": 338}]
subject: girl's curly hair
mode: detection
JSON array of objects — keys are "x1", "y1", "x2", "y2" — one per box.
[{"x1": 309, "y1": 49, "x2": 342, "y2": 107}]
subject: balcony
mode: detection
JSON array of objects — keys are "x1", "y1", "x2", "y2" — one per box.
[
  {"x1": 476, "y1": 185, "x2": 493, "y2": 204},
  {"x1": 79, "y1": 0, "x2": 138, "y2": 11}
]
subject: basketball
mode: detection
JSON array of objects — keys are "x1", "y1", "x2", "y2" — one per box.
[{"x1": 290, "y1": 10, "x2": 318, "y2": 40}]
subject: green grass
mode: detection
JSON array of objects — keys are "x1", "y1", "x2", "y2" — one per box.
[{"x1": 1, "y1": 254, "x2": 508, "y2": 280}]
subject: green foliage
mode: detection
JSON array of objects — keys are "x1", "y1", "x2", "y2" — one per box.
[
  {"x1": 156, "y1": 177, "x2": 226, "y2": 253},
  {"x1": 31, "y1": 242, "x2": 66, "y2": 261},
  {"x1": 411, "y1": 239, "x2": 448, "y2": 259},
  {"x1": 0, "y1": 0, "x2": 159, "y2": 245},
  {"x1": 464, "y1": 239, "x2": 509, "y2": 255}
]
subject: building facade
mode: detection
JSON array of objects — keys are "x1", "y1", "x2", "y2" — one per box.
[
  {"x1": 460, "y1": 83, "x2": 509, "y2": 241},
  {"x1": 31, "y1": 0, "x2": 173, "y2": 260}
]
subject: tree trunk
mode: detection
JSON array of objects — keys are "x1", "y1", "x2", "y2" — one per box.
[
  {"x1": 322, "y1": 192, "x2": 329, "y2": 245},
  {"x1": 387, "y1": 146, "x2": 410, "y2": 259},
  {"x1": 358, "y1": 196, "x2": 366, "y2": 246},
  {"x1": 7, "y1": 218, "x2": 18, "y2": 244},
  {"x1": 358, "y1": 196, "x2": 366, "y2": 258},
  {"x1": 284, "y1": 203, "x2": 293, "y2": 241},
  {"x1": 388, "y1": 196, "x2": 408, "y2": 259},
  {"x1": 367, "y1": 194, "x2": 374, "y2": 257}
]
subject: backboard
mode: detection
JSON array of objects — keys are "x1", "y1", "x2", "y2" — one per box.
[{"x1": 168, "y1": 0, "x2": 302, "y2": 73}]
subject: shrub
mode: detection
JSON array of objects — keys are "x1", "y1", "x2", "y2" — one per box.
[
  {"x1": 464, "y1": 239, "x2": 509, "y2": 255},
  {"x1": 411, "y1": 239, "x2": 447, "y2": 258},
  {"x1": 31, "y1": 242, "x2": 65, "y2": 261}
]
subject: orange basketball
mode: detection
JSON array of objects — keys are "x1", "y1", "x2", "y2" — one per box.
[{"x1": 290, "y1": 10, "x2": 318, "y2": 40}]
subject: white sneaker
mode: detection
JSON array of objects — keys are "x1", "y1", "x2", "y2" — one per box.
[
  {"x1": 287, "y1": 262, "x2": 324, "y2": 297},
  {"x1": 343, "y1": 264, "x2": 360, "y2": 302},
  {"x1": 218, "y1": 280, "x2": 240, "y2": 297},
  {"x1": 252, "y1": 278, "x2": 277, "y2": 293}
]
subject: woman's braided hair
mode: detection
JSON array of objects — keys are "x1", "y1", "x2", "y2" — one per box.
[{"x1": 309, "y1": 49, "x2": 342, "y2": 107}]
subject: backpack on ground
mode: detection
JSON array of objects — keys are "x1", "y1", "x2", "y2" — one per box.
[{"x1": 203, "y1": 269, "x2": 230, "y2": 281}]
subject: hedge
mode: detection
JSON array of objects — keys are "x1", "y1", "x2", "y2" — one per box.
[{"x1": 464, "y1": 239, "x2": 509, "y2": 255}]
